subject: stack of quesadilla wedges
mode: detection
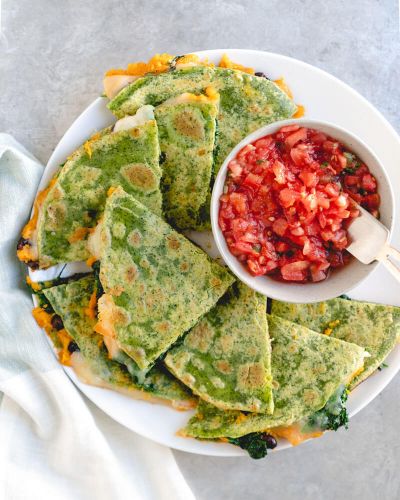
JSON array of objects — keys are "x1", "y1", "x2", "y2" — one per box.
[{"x1": 21, "y1": 53, "x2": 400, "y2": 458}]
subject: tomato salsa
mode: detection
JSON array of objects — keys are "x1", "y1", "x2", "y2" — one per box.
[{"x1": 219, "y1": 125, "x2": 380, "y2": 282}]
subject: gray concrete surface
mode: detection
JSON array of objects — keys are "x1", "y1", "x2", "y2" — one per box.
[{"x1": 1, "y1": 1, "x2": 399, "y2": 499}]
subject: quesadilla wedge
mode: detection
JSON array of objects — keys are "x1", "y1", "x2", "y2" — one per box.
[
  {"x1": 183, "y1": 315, "x2": 366, "y2": 442},
  {"x1": 165, "y1": 282, "x2": 273, "y2": 413},
  {"x1": 40, "y1": 275, "x2": 195, "y2": 409},
  {"x1": 155, "y1": 92, "x2": 218, "y2": 230},
  {"x1": 271, "y1": 298, "x2": 400, "y2": 388},
  {"x1": 107, "y1": 65, "x2": 297, "y2": 173},
  {"x1": 17, "y1": 106, "x2": 162, "y2": 269},
  {"x1": 89, "y1": 187, "x2": 234, "y2": 371}
]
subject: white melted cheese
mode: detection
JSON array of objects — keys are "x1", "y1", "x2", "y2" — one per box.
[
  {"x1": 87, "y1": 218, "x2": 103, "y2": 260},
  {"x1": 113, "y1": 105, "x2": 155, "y2": 132},
  {"x1": 103, "y1": 74, "x2": 139, "y2": 99}
]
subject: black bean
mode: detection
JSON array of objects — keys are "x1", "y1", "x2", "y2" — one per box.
[
  {"x1": 87, "y1": 209, "x2": 98, "y2": 219},
  {"x1": 255, "y1": 72, "x2": 270, "y2": 80},
  {"x1": 27, "y1": 260, "x2": 39, "y2": 270},
  {"x1": 261, "y1": 433, "x2": 277, "y2": 449},
  {"x1": 51, "y1": 314, "x2": 64, "y2": 331},
  {"x1": 17, "y1": 237, "x2": 30, "y2": 251},
  {"x1": 159, "y1": 152, "x2": 166, "y2": 164},
  {"x1": 67, "y1": 341, "x2": 80, "y2": 354}
]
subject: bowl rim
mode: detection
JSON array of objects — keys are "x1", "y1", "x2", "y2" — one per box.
[{"x1": 211, "y1": 118, "x2": 396, "y2": 302}]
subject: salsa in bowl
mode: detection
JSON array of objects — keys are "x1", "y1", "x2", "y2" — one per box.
[{"x1": 211, "y1": 119, "x2": 394, "y2": 303}]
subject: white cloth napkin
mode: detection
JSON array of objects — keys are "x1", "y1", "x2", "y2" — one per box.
[{"x1": 0, "y1": 134, "x2": 195, "y2": 500}]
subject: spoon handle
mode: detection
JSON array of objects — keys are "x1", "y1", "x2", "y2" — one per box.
[{"x1": 378, "y1": 244, "x2": 400, "y2": 283}]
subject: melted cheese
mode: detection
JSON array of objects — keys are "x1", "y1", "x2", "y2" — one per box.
[
  {"x1": 17, "y1": 178, "x2": 57, "y2": 265},
  {"x1": 68, "y1": 226, "x2": 91, "y2": 244},
  {"x1": 219, "y1": 54, "x2": 254, "y2": 74},
  {"x1": 113, "y1": 105, "x2": 155, "y2": 132},
  {"x1": 32, "y1": 307, "x2": 73, "y2": 366},
  {"x1": 26, "y1": 275, "x2": 41, "y2": 291},
  {"x1": 271, "y1": 424, "x2": 323, "y2": 446},
  {"x1": 103, "y1": 74, "x2": 139, "y2": 99},
  {"x1": 161, "y1": 89, "x2": 220, "y2": 107},
  {"x1": 84, "y1": 291, "x2": 98, "y2": 319},
  {"x1": 94, "y1": 294, "x2": 118, "y2": 343},
  {"x1": 87, "y1": 218, "x2": 104, "y2": 260}
]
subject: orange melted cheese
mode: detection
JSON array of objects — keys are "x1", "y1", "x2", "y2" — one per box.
[
  {"x1": 83, "y1": 132, "x2": 102, "y2": 159},
  {"x1": 68, "y1": 226, "x2": 91, "y2": 244},
  {"x1": 84, "y1": 291, "x2": 98, "y2": 319},
  {"x1": 86, "y1": 256, "x2": 97, "y2": 268},
  {"x1": 271, "y1": 424, "x2": 323, "y2": 446},
  {"x1": 274, "y1": 77, "x2": 305, "y2": 118},
  {"x1": 17, "y1": 178, "x2": 57, "y2": 264},
  {"x1": 218, "y1": 54, "x2": 255, "y2": 74},
  {"x1": 32, "y1": 307, "x2": 73, "y2": 366},
  {"x1": 26, "y1": 276, "x2": 41, "y2": 291}
]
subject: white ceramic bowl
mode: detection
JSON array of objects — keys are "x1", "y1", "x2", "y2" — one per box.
[{"x1": 211, "y1": 118, "x2": 395, "y2": 303}]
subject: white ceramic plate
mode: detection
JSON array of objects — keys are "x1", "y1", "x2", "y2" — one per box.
[{"x1": 30, "y1": 49, "x2": 400, "y2": 457}]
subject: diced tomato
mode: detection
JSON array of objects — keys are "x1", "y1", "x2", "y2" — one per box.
[
  {"x1": 228, "y1": 160, "x2": 243, "y2": 178},
  {"x1": 229, "y1": 192, "x2": 247, "y2": 214},
  {"x1": 279, "y1": 124, "x2": 300, "y2": 134},
  {"x1": 243, "y1": 172, "x2": 263, "y2": 188},
  {"x1": 285, "y1": 127, "x2": 308, "y2": 148},
  {"x1": 299, "y1": 171, "x2": 318, "y2": 188},
  {"x1": 362, "y1": 193, "x2": 380, "y2": 209},
  {"x1": 279, "y1": 188, "x2": 298, "y2": 208},
  {"x1": 272, "y1": 218, "x2": 288, "y2": 236},
  {"x1": 218, "y1": 125, "x2": 379, "y2": 283},
  {"x1": 281, "y1": 260, "x2": 309, "y2": 281},
  {"x1": 361, "y1": 174, "x2": 377, "y2": 192}
]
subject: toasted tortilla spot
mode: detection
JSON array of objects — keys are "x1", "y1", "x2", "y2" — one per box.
[
  {"x1": 155, "y1": 321, "x2": 171, "y2": 334},
  {"x1": 218, "y1": 335, "x2": 234, "y2": 354},
  {"x1": 127, "y1": 229, "x2": 142, "y2": 248},
  {"x1": 237, "y1": 362, "x2": 265, "y2": 392},
  {"x1": 166, "y1": 235, "x2": 181, "y2": 250},
  {"x1": 210, "y1": 277, "x2": 222, "y2": 287},
  {"x1": 182, "y1": 374, "x2": 196, "y2": 385},
  {"x1": 180, "y1": 262, "x2": 190, "y2": 272},
  {"x1": 121, "y1": 163, "x2": 157, "y2": 191},
  {"x1": 173, "y1": 109, "x2": 205, "y2": 140},
  {"x1": 125, "y1": 265, "x2": 138, "y2": 283},
  {"x1": 130, "y1": 127, "x2": 141, "y2": 138},
  {"x1": 185, "y1": 322, "x2": 214, "y2": 353},
  {"x1": 215, "y1": 360, "x2": 232, "y2": 374},
  {"x1": 108, "y1": 285, "x2": 125, "y2": 297}
]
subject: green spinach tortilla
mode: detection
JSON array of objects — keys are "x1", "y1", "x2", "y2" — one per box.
[
  {"x1": 91, "y1": 187, "x2": 234, "y2": 371},
  {"x1": 271, "y1": 298, "x2": 400, "y2": 388},
  {"x1": 183, "y1": 315, "x2": 366, "y2": 439},
  {"x1": 155, "y1": 94, "x2": 218, "y2": 230},
  {"x1": 108, "y1": 66, "x2": 297, "y2": 173},
  {"x1": 165, "y1": 282, "x2": 273, "y2": 413},
  {"x1": 33, "y1": 108, "x2": 161, "y2": 268},
  {"x1": 43, "y1": 276, "x2": 195, "y2": 409}
]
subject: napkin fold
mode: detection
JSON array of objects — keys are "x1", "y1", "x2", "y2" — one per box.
[{"x1": 0, "y1": 134, "x2": 194, "y2": 500}]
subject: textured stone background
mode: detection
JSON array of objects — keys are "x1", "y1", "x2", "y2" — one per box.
[{"x1": 1, "y1": 1, "x2": 399, "y2": 499}]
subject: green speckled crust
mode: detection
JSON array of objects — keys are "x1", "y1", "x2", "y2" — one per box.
[
  {"x1": 43, "y1": 276, "x2": 194, "y2": 405},
  {"x1": 37, "y1": 120, "x2": 161, "y2": 267},
  {"x1": 165, "y1": 283, "x2": 273, "y2": 413},
  {"x1": 108, "y1": 66, "x2": 296, "y2": 172},
  {"x1": 184, "y1": 315, "x2": 365, "y2": 439},
  {"x1": 97, "y1": 188, "x2": 234, "y2": 370},
  {"x1": 271, "y1": 298, "x2": 400, "y2": 389},
  {"x1": 155, "y1": 99, "x2": 217, "y2": 230}
]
